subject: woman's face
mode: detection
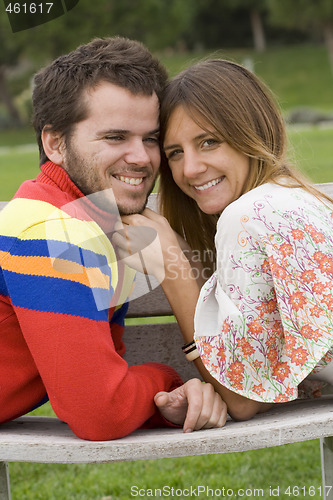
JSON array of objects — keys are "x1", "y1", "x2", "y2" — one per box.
[{"x1": 163, "y1": 106, "x2": 250, "y2": 215}]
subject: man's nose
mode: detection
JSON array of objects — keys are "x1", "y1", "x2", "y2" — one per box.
[{"x1": 124, "y1": 140, "x2": 150, "y2": 166}]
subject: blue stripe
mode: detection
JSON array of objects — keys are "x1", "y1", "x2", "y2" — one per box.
[
  {"x1": 4, "y1": 270, "x2": 113, "y2": 321},
  {"x1": 0, "y1": 267, "x2": 8, "y2": 297},
  {"x1": 0, "y1": 235, "x2": 111, "y2": 273},
  {"x1": 111, "y1": 301, "x2": 129, "y2": 326}
]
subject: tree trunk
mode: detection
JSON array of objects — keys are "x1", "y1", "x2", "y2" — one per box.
[
  {"x1": 323, "y1": 21, "x2": 333, "y2": 77},
  {"x1": 250, "y1": 8, "x2": 266, "y2": 53},
  {"x1": 0, "y1": 65, "x2": 22, "y2": 126}
]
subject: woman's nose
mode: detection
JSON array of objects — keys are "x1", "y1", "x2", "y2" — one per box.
[{"x1": 183, "y1": 151, "x2": 207, "y2": 179}]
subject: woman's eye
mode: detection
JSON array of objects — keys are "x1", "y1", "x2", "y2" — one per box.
[
  {"x1": 166, "y1": 149, "x2": 183, "y2": 161},
  {"x1": 203, "y1": 138, "x2": 219, "y2": 147}
]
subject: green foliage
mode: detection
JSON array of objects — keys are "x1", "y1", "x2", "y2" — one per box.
[{"x1": 268, "y1": 0, "x2": 333, "y2": 29}]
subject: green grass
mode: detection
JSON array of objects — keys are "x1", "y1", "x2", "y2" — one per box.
[
  {"x1": 160, "y1": 44, "x2": 333, "y2": 111},
  {"x1": 10, "y1": 439, "x2": 323, "y2": 500}
]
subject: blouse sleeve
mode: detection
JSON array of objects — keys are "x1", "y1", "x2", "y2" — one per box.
[{"x1": 194, "y1": 186, "x2": 333, "y2": 403}]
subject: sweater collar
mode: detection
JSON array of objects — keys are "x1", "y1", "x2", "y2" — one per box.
[{"x1": 38, "y1": 161, "x2": 84, "y2": 201}]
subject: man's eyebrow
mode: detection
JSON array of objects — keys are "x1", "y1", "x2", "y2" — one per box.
[
  {"x1": 97, "y1": 129, "x2": 129, "y2": 136},
  {"x1": 97, "y1": 128, "x2": 160, "y2": 136},
  {"x1": 146, "y1": 128, "x2": 160, "y2": 136}
]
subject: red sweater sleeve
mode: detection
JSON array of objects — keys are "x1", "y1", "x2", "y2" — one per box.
[
  {"x1": 16, "y1": 306, "x2": 183, "y2": 440},
  {"x1": 0, "y1": 219, "x2": 183, "y2": 441}
]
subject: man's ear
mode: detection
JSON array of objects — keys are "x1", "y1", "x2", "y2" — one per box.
[{"x1": 41, "y1": 127, "x2": 66, "y2": 165}]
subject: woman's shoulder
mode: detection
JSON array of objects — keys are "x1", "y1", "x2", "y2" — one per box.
[
  {"x1": 216, "y1": 182, "x2": 329, "y2": 236},
  {"x1": 219, "y1": 182, "x2": 323, "y2": 220}
]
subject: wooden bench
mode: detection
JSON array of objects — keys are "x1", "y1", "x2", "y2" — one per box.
[{"x1": 0, "y1": 183, "x2": 333, "y2": 500}]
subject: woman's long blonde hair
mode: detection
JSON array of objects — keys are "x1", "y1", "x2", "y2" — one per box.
[{"x1": 159, "y1": 59, "x2": 332, "y2": 272}]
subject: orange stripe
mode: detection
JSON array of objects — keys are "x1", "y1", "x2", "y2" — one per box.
[{"x1": 0, "y1": 252, "x2": 110, "y2": 290}]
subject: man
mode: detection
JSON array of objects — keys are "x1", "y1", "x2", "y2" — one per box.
[{"x1": 0, "y1": 37, "x2": 226, "y2": 440}]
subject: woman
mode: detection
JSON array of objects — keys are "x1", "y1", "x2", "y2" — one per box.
[{"x1": 115, "y1": 59, "x2": 333, "y2": 420}]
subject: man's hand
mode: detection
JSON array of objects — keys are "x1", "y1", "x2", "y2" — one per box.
[{"x1": 154, "y1": 378, "x2": 227, "y2": 433}]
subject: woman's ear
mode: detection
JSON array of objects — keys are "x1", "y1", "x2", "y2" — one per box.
[{"x1": 41, "y1": 127, "x2": 66, "y2": 165}]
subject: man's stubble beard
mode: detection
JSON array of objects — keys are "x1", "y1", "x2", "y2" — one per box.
[{"x1": 62, "y1": 143, "x2": 156, "y2": 216}]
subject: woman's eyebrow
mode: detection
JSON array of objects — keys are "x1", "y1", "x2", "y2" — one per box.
[{"x1": 164, "y1": 133, "x2": 210, "y2": 151}]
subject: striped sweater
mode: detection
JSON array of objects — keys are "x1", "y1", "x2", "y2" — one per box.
[{"x1": 0, "y1": 161, "x2": 182, "y2": 440}]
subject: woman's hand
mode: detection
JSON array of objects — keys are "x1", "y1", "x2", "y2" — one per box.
[{"x1": 111, "y1": 208, "x2": 183, "y2": 284}]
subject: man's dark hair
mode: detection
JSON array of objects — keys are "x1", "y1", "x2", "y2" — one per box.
[{"x1": 32, "y1": 36, "x2": 168, "y2": 165}]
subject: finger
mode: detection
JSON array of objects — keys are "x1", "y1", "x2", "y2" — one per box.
[
  {"x1": 154, "y1": 391, "x2": 169, "y2": 408},
  {"x1": 182, "y1": 379, "x2": 204, "y2": 433},
  {"x1": 202, "y1": 393, "x2": 228, "y2": 429},
  {"x1": 192, "y1": 382, "x2": 217, "y2": 431}
]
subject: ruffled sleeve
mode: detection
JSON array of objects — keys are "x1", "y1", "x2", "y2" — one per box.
[{"x1": 194, "y1": 184, "x2": 333, "y2": 403}]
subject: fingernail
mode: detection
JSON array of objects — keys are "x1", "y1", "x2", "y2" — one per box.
[{"x1": 184, "y1": 428, "x2": 193, "y2": 433}]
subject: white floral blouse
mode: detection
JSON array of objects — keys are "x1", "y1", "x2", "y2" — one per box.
[{"x1": 194, "y1": 183, "x2": 333, "y2": 403}]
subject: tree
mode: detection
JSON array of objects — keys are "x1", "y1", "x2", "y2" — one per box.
[
  {"x1": 268, "y1": 0, "x2": 333, "y2": 75},
  {"x1": 223, "y1": 0, "x2": 267, "y2": 52},
  {"x1": 0, "y1": 12, "x2": 27, "y2": 125}
]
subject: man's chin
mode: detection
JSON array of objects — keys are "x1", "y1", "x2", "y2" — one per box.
[{"x1": 118, "y1": 203, "x2": 147, "y2": 216}]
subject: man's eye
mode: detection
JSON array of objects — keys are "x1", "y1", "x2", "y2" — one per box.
[
  {"x1": 144, "y1": 137, "x2": 159, "y2": 144},
  {"x1": 104, "y1": 136, "x2": 124, "y2": 141}
]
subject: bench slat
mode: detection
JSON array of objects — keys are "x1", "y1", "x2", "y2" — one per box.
[{"x1": 0, "y1": 397, "x2": 332, "y2": 464}]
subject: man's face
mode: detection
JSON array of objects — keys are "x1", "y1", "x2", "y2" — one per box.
[{"x1": 61, "y1": 82, "x2": 160, "y2": 215}]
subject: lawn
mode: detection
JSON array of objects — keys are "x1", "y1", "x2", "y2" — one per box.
[{"x1": 1, "y1": 43, "x2": 333, "y2": 499}]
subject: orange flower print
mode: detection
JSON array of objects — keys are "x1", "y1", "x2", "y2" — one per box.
[
  {"x1": 290, "y1": 347, "x2": 308, "y2": 366},
  {"x1": 313, "y1": 251, "x2": 327, "y2": 263},
  {"x1": 222, "y1": 320, "x2": 231, "y2": 334},
  {"x1": 252, "y1": 383, "x2": 265, "y2": 396},
  {"x1": 227, "y1": 363, "x2": 245, "y2": 391},
  {"x1": 271, "y1": 320, "x2": 284, "y2": 338},
  {"x1": 318, "y1": 258, "x2": 333, "y2": 276},
  {"x1": 301, "y1": 270, "x2": 316, "y2": 284},
  {"x1": 231, "y1": 380, "x2": 244, "y2": 391},
  {"x1": 285, "y1": 387, "x2": 295, "y2": 398},
  {"x1": 279, "y1": 243, "x2": 293, "y2": 258},
  {"x1": 237, "y1": 338, "x2": 255, "y2": 356},
  {"x1": 310, "y1": 305, "x2": 323, "y2": 318},
  {"x1": 228, "y1": 361, "x2": 245, "y2": 375},
  {"x1": 273, "y1": 362, "x2": 291, "y2": 383},
  {"x1": 291, "y1": 228, "x2": 305, "y2": 240},
  {"x1": 322, "y1": 294, "x2": 333, "y2": 311},
  {"x1": 248, "y1": 321, "x2": 264, "y2": 336},
  {"x1": 200, "y1": 341, "x2": 214, "y2": 355},
  {"x1": 288, "y1": 291, "x2": 306, "y2": 311},
  {"x1": 274, "y1": 394, "x2": 289, "y2": 403},
  {"x1": 267, "y1": 349, "x2": 279, "y2": 367},
  {"x1": 285, "y1": 334, "x2": 296, "y2": 349},
  {"x1": 257, "y1": 298, "x2": 277, "y2": 318},
  {"x1": 300, "y1": 325, "x2": 320, "y2": 341},
  {"x1": 253, "y1": 360, "x2": 263, "y2": 369},
  {"x1": 261, "y1": 259, "x2": 271, "y2": 274},
  {"x1": 270, "y1": 260, "x2": 288, "y2": 280},
  {"x1": 313, "y1": 282, "x2": 326, "y2": 294},
  {"x1": 305, "y1": 224, "x2": 325, "y2": 243},
  {"x1": 216, "y1": 347, "x2": 226, "y2": 364}
]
